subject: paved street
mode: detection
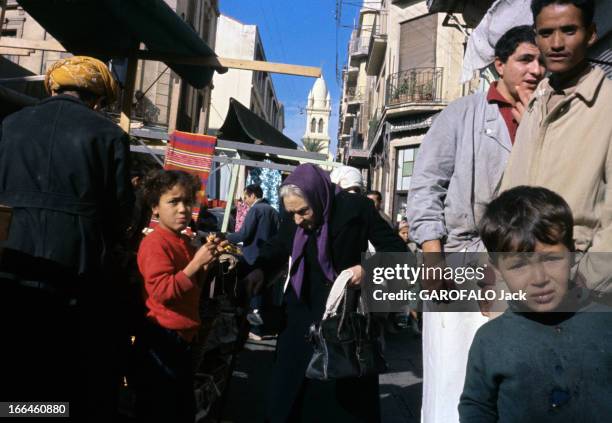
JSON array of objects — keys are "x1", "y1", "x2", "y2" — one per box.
[{"x1": 218, "y1": 328, "x2": 423, "y2": 422}]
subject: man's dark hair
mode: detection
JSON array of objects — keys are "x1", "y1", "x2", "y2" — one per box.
[
  {"x1": 366, "y1": 190, "x2": 382, "y2": 202},
  {"x1": 479, "y1": 186, "x2": 574, "y2": 254},
  {"x1": 143, "y1": 169, "x2": 201, "y2": 208},
  {"x1": 494, "y1": 26, "x2": 537, "y2": 63},
  {"x1": 531, "y1": 0, "x2": 595, "y2": 26},
  {"x1": 244, "y1": 184, "x2": 263, "y2": 199}
]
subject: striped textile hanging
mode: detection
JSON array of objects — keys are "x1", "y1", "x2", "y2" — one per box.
[{"x1": 147, "y1": 131, "x2": 217, "y2": 229}]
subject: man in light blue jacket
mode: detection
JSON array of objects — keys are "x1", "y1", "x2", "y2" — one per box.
[{"x1": 406, "y1": 26, "x2": 544, "y2": 423}]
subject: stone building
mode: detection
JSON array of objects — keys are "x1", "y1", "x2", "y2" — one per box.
[
  {"x1": 337, "y1": 0, "x2": 469, "y2": 222},
  {"x1": 1, "y1": 0, "x2": 220, "y2": 134}
]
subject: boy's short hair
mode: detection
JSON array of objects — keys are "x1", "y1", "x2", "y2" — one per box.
[
  {"x1": 479, "y1": 186, "x2": 574, "y2": 254},
  {"x1": 143, "y1": 169, "x2": 201, "y2": 208},
  {"x1": 494, "y1": 26, "x2": 537, "y2": 63},
  {"x1": 244, "y1": 184, "x2": 263, "y2": 199},
  {"x1": 531, "y1": 0, "x2": 595, "y2": 26}
]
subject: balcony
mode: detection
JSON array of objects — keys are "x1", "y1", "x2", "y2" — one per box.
[
  {"x1": 341, "y1": 112, "x2": 356, "y2": 135},
  {"x1": 367, "y1": 116, "x2": 380, "y2": 147},
  {"x1": 345, "y1": 129, "x2": 369, "y2": 168},
  {"x1": 344, "y1": 65, "x2": 359, "y2": 85},
  {"x1": 339, "y1": 133, "x2": 351, "y2": 148},
  {"x1": 350, "y1": 129, "x2": 364, "y2": 150},
  {"x1": 349, "y1": 36, "x2": 369, "y2": 66},
  {"x1": 386, "y1": 68, "x2": 444, "y2": 113},
  {"x1": 346, "y1": 86, "x2": 367, "y2": 108},
  {"x1": 366, "y1": 13, "x2": 388, "y2": 76}
]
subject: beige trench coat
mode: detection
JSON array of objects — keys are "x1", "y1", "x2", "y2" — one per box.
[{"x1": 500, "y1": 66, "x2": 612, "y2": 292}]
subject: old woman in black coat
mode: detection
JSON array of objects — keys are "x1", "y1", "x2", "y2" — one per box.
[{"x1": 257, "y1": 164, "x2": 405, "y2": 422}]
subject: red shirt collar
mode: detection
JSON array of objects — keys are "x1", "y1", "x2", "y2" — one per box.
[
  {"x1": 155, "y1": 224, "x2": 185, "y2": 243},
  {"x1": 487, "y1": 81, "x2": 512, "y2": 106}
]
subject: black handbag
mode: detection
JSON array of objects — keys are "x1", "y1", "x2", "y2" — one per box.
[{"x1": 305, "y1": 271, "x2": 387, "y2": 380}]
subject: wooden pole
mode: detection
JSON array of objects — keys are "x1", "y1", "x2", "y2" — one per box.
[
  {"x1": 0, "y1": 36, "x2": 65, "y2": 52},
  {"x1": 133, "y1": 53, "x2": 321, "y2": 78},
  {"x1": 221, "y1": 163, "x2": 240, "y2": 233},
  {"x1": 119, "y1": 56, "x2": 137, "y2": 133},
  {"x1": 0, "y1": 47, "x2": 34, "y2": 56},
  {"x1": 0, "y1": 38, "x2": 321, "y2": 78}
]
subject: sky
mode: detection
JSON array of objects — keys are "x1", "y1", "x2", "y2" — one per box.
[{"x1": 219, "y1": 0, "x2": 360, "y2": 153}]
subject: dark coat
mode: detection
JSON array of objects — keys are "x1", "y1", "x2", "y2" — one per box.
[
  {"x1": 227, "y1": 198, "x2": 279, "y2": 265},
  {"x1": 0, "y1": 95, "x2": 133, "y2": 276},
  {"x1": 258, "y1": 191, "x2": 405, "y2": 422},
  {"x1": 459, "y1": 300, "x2": 612, "y2": 423}
]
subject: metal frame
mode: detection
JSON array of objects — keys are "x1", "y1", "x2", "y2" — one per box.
[{"x1": 130, "y1": 138, "x2": 341, "y2": 232}]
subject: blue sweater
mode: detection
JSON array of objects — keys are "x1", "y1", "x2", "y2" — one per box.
[
  {"x1": 227, "y1": 199, "x2": 279, "y2": 265},
  {"x1": 459, "y1": 299, "x2": 612, "y2": 423}
]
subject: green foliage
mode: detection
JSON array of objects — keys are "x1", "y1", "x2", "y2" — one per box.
[{"x1": 302, "y1": 138, "x2": 327, "y2": 153}]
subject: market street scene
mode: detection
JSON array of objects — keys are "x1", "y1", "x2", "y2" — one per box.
[{"x1": 1, "y1": 0, "x2": 611, "y2": 422}]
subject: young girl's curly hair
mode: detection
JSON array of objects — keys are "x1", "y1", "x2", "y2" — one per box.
[{"x1": 142, "y1": 169, "x2": 201, "y2": 208}]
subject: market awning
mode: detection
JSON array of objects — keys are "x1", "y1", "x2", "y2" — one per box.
[
  {"x1": 218, "y1": 98, "x2": 298, "y2": 150},
  {"x1": 0, "y1": 57, "x2": 47, "y2": 99},
  {"x1": 427, "y1": 0, "x2": 493, "y2": 27},
  {"x1": 17, "y1": 0, "x2": 221, "y2": 89},
  {"x1": 0, "y1": 85, "x2": 38, "y2": 120}
]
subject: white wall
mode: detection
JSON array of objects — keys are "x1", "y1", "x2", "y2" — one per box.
[{"x1": 209, "y1": 15, "x2": 256, "y2": 130}]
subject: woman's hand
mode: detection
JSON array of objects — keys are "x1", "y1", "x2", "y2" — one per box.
[{"x1": 346, "y1": 264, "x2": 364, "y2": 287}]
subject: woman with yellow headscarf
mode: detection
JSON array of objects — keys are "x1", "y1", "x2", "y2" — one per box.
[
  {"x1": 0, "y1": 55, "x2": 133, "y2": 419},
  {"x1": 45, "y1": 55, "x2": 118, "y2": 106}
]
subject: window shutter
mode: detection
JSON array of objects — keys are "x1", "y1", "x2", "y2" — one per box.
[{"x1": 399, "y1": 14, "x2": 437, "y2": 71}]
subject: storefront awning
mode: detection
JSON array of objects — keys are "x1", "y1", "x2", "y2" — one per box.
[
  {"x1": 17, "y1": 0, "x2": 221, "y2": 89},
  {"x1": 218, "y1": 98, "x2": 297, "y2": 150}
]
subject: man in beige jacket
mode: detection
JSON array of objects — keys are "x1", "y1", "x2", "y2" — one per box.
[{"x1": 501, "y1": 0, "x2": 611, "y2": 293}]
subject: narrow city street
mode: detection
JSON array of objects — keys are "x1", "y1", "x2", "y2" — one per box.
[{"x1": 219, "y1": 328, "x2": 423, "y2": 422}]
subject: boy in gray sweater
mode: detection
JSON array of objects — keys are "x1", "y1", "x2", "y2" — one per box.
[{"x1": 459, "y1": 186, "x2": 612, "y2": 422}]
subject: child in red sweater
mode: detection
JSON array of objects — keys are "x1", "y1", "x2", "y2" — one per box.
[{"x1": 134, "y1": 170, "x2": 224, "y2": 423}]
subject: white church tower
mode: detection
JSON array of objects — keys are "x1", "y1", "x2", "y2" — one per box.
[{"x1": 302, "y1": 76, "x2": 331, "y2": 156}]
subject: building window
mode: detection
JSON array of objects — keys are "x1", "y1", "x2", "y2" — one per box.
[
  {"x1": 396, "y1": 147, "x2": 419, "y2": 191},
  {"x1": 318, "y1": 119, "x2": 324, "y2": 133},
  {"x1": 310, "y1": 118, "x2": 316, "y2": 133},
  {"x1": 392, "y1": 146, "x2": 420, "y2": 222}
]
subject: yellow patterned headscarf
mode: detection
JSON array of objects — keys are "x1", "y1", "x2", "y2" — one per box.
[{"x1": 45, "y1": 56, "x2": 117, "y2": 103}]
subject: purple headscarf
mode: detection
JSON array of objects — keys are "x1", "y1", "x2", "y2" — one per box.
[{"x1": 282, "y1": 164, "x2": 337, "y2": 298}]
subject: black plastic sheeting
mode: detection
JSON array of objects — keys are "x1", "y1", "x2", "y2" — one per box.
[
  {"x1": 218, "y1": 98, "x2": 297, "y2": 150},
  {"x1": 0, "y1": 85, "x2": 38, "y2": 120},
  {"x1": 18, "y1": 0, "x2": 218, "y2": 88}
]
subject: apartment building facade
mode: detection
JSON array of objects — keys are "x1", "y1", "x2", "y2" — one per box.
[
  {"x1": 1, "y1": 0, "x2": 219, "y2": 134},
  {"x1": 338, "y1": 0, "x2": 469, "y2": 222}
]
